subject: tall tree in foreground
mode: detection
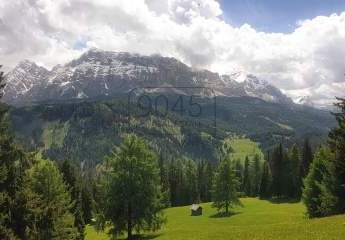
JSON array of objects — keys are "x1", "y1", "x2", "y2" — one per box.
[
  {"x1": 302, "y1": 147, "x2": 338, "y2": 218},
  {"x1": 212, "y1": 141, "x2": 241, "y2": 215},
  {"x1": 24, "y1": 158, "x2": 78, "y2": 239},
  {"x1": 0, "y1": 65, "x2": 34, "y2": 239},
  {"x1": 101, "y1": 135, "x2": 165, "y2": 240},
  {"x1": 60, "y1": 160, "x2": 88, "y2": 239},
  {"x1": 329, "y1": 97, "x2": 345, "y2": 211}
]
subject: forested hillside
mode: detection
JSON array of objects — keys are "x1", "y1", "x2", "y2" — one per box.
[{"x1": 9, "y1": 95, "x2": 334, "y2": 168}]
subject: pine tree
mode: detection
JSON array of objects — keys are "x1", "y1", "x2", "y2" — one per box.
[
  {"x1": 24, "y1": 158, "x2": 78, "y2": 239},
  {"x1": 243, "y1": 156, "x2": 251, "y2": 196},
  {"x1": 259, "y1": 161, "x2": 272, "y2": 199},
  {"x1": 300, "y1": 138, "x2": 313, "y2": 178},
  {"x1": 100, "y1": 135, "x2": 165, "y2": 239},
  {"x1": 212, "y1": 157, "x2": 241, "y2": 215},
  {"x1": 252, "y1": 154, "x2": 261, "y2": 196},
  {"x1": 0, "y1": 65, "x2": 34, "y2": 239},
  {"x1": 212, "y1": 140, "x2": 241, "y2": 215},
  {"x1": 234, "y1": 159, "x2": 243, "y2": 193},
  {"x1": 204, "y1": 162, "x2": 214, "y2": 202},
  {"x1": 184, "y1": 158, "x2": 198, "y2": 204},
  {"x1": 271, "y1": 144, "x2": 284, "y2": 197},
  {"x1": 302, "y1": 147, "x2": 338, "y2": 218},
  {"x1": 287, "y1": 145, "x2": 301, "y2": 199},
  {"x1": 81, "y1": 183, "x2": 94, "y2": 224},
  {"x1": 329, "y1": 97, "x2": 345, "y2": 211},
  {"x1": 158, "y1": 152, "x2": 170, "y2": 207},
  {"x1": 60, "y1": 160, "x2": 86, "y2": 239},
  {"x1": 197, "y1": 160, "x2": 206, "y2": 202}
]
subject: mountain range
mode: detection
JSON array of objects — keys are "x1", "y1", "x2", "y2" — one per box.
[{"x1": 3, "y1": 48, "x2": 293, "y2": 106}]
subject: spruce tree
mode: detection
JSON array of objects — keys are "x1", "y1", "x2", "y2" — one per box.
[
  {"x1": 24, "y1": 158, "x2": 78, "y2": 239},
  {"x1": 302, "y1": 147, "x2": 338, "y2": 218},
  {"x1": 0, "y1": 65, "x2": 34, "y2": 239},
  {"x1": 271, "y1": 144, "x2": 284, "y2": 197},
  {"x1": 184, "y1": 158, "x2": 198, "y2": 204},
  {"x1": 252, "y1": 154, "x2": 261, "y2": 196},
  {"x1": 100, "y1": 135, "x2": 165, "y2": 239},
  {"x1": 81, "y1": 183, "x2": 94, "y2": 224},
  {"x1": 205, "y1": 162, "x2": 214, "y2": 202},
  {"x1": 243, "y1": 156, "x2": 251, "y2": 196},
  {"x1": 234, "y1": 159, "x2": 243, "y2": 193},
  {"x1": 60, "y1": 160, "x2": 86, "y2": 239},
  {"x1": 329, "y1": 97, "x2": 345, "y2": 211},
  {"x1": 288, "y1": 145, "x2": 301, "y2": 199},
  {"x1": 259, "y1": 161, "x2": 272, "y2": 199},
  {"x1": 300, "y1": 138, "x2": 313, "y2": 178},
  {"x1": 212, "y1": 157, "x2": 241, "y2": 215}
]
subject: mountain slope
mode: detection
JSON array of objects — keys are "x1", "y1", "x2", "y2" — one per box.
[{"x1": 9, "y1": 95, "x2": 334, "y2": 167}]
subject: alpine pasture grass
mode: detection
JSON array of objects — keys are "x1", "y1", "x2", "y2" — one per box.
[{"x1": 85, "y1": 198, "x2": 345, "y2": 240}]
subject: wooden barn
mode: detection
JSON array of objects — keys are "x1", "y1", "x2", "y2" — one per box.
[{"x1": 190, "y1": 204, "x2": 202, "y2": 216}]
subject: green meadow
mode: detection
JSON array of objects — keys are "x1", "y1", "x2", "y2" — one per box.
[
  {"x1": 229, "y1": 138, "x2": 264, "y2": 162},
  {"x1": 85, "y1": 198, "x2": 345, "y2": 240}
]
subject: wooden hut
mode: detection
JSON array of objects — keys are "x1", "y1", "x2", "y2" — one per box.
[{"x1": 190, "y1": 204, "x2": 202, "y2": 216}]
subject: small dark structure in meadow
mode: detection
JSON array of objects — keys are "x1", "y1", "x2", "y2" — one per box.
[{"x1": 191, "y1": 204, "x2": 202, "y2": 216}]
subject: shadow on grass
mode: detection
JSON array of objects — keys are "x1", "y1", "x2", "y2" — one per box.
[
  {"x1": 128, "y1": 233, "x2": 162, "y2": 240},
  {"x1": 267, "y1": 198, "x2": 300, "y2": 204},
  {"x1": 209, "y1": 211, "x2": 241, "y2": 218}
]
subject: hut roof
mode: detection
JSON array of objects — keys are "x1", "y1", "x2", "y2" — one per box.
[{"x1": 190, "y1": 204, "x2": 202, "y2": 211}]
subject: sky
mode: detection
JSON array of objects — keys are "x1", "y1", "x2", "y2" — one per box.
[
  {"x1": 220, "y1": 0, "x2": 345, "y2": 33},
  {"x1": 0, "y1": 0, "x2": 345, "y2": 107}
]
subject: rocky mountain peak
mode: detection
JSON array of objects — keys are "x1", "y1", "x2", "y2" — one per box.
[{"x1": 3, "y1": 49, "x2": 293, "y2": 106}]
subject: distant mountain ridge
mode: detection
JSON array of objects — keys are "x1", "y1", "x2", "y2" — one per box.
[{"x1": 3, "y1": 48, "x2": 293, "y2": 106}]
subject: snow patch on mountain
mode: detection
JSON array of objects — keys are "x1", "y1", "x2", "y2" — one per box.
[{"x1": 3, "y1": 49, "x2": 293, "y2": 106}]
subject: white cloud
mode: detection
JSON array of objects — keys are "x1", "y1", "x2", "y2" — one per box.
[{"x1": 0, "y1": 0, "x2": 344, "y2": 107}]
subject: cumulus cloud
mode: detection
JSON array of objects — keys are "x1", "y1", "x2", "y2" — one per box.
[{"x1": 0, "y1": 0, "x2": 344, "y2": 107}]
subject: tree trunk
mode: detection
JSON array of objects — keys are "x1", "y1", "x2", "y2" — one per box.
[{"x1": 226, "y1": 201, "x2": 229, "y2": 214}]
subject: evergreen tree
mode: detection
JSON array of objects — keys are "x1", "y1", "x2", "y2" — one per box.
[
  {"x1": 287, "y1": 145, "x2": 301, "y2": 198},
  {"x1": 212, "y1": 140, "x2": 241, "y2": 215},
  {"x1": 24, "y1": 158, "x2": 78, "y2": 239},
  {"x1": 212, "y1": 156, "x2": 241, "y2": 215},
  {"x1": 300, "y1": 138, "x2": 313, "y2": 178},
  {"x1": 329, "y1": 97, "x2": 345, "y2": 211},
  {"x1": 158, "y1": 152, "x2": 170, "y2": 207},
  {"x1": 80, "y1": 183, "x2": 93, "y2": 224},
  {"x1": 184, "y1": 158, "x2": 198, "y2": 204},
  {"x1": 204, "y1": 162, "x2": 214, "y2": 202},
  {"x1": 74, "y1": 193, "x2": 85, "y2": 240},
  {"x1": 0, "y1": 65, "x2": 35, "y2": 239},
  {"x1": 252, "y1": 154, "x2": 261, "y2": 196},
  {"x1": 197, "y1": 160, "x2": 206, "y2": 202},
  {"x1": 60, "y1": 160, "x2": 86, "y2": 239},
  {"x1": 259, "y1": 161, "x2": 272, "y2": 199},
  {"x1": 101, "y1": 135, "x2": 165, "y2": 239},
  {"x1": 270, "y1": 144, "x2": 284, "y2": 197},
  {"x1": 302, "y1": 147, "x2": 338, "y2": 218},
  {"x1": 243, "y1": 156, "x2": 251, "y2": 196},
  {"x1": 234, "y1": 159, "x2": 243, "y2": 193}
]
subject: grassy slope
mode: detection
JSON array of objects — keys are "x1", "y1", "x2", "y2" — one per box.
[
  {"x1": 85, "y1": 198, "x2": 345, "y2": 240},
  {"x1": 230, "y1": 138, "x2": 264, "y2": 162}
]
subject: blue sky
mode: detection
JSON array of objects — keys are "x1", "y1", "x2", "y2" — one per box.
[{"x1": 220, "y1": 0, "x2": 345, "y2": 32}]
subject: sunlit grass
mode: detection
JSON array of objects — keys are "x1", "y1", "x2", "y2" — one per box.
[{"x1": 86, "y1": 198, "x2": 345, "y2": 240}]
